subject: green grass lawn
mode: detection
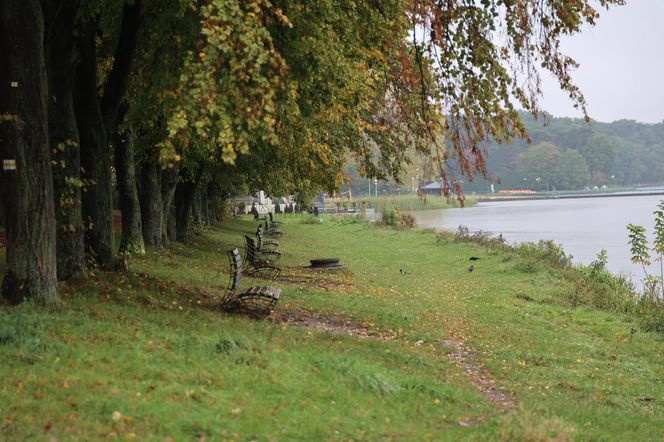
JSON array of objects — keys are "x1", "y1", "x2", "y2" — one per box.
[{"x1": 1, "y1": 215, "x2": 663, "y2": 440}]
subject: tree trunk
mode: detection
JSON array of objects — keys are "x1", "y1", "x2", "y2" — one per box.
[
  {"x1": 208, "y1": 183, "x2": 221, "y2": 225},
  {"x1": 43, "y1": 0, "x2": 86, "y2": 280},
  {"x1": 207, "y1": 184, "x2": 216, "y2": 225},
  {"x1": 139, "y1": 163, "x2": 163, "y2": 247},
  {"x1": 114, "y1": 124, "x2": 145, "y2": 255},
  {"x1": 72, "y1": 2, "x2": 142, "y2": 267},
  {"x1": 175, "y1": 180, "x2": 196, "y2": 242},
  {"x1": 161, "y1": 166, "x2": 178, "y2": 244},
  {"x1": 167, "y1": 206, "x2": 177, "y2": 242},
  {"x1": 74, "y1": 22, "x2": 114, "y2": 268},
  {"x1": 192, "y1": 186, "x2": 203, "y2": 228},
  {"x1": 201, "y1": 185, "x2": 210, "y2": 225},
  {"x1": 0, "y1": 0, "x2": 58, "y2": 303}
]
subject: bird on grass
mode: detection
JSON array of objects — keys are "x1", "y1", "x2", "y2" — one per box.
[
  {"x1": 400, "y1": 269, "x2": 408, "y2": 275},
  {"x1": 469, "y1": 256, "x2": 481, "y2": 261},
  {"x1": 467, "y1": 265, "x2": 474, "y2": 272}
]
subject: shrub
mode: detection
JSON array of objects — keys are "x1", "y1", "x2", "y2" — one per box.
[
  {"x1": 382, "y1": 205, "x2": 400, "y2": 227},
  {"x1": 381, "y1": 205, "x2": 417, "y2": 229},
  {"x1": 515, "y1": 240, "x2": 572, "y2": 270},
  {"x1": 300, "y1": 214, "x2": 322, "y2": 224},
  {"x1": 399, "y1": 212, "x2": 417, "y2": 229},
  {"x1": 450, "y1": 225, "x2": 508, "y2": 250},
  {"x1": 639, "y1": 297, "x2": 664, "y2": 332}
]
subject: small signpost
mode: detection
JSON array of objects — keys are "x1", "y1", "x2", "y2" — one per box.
[{"x1": 3, "y1": 159, "x2": 17, "y2": 171}]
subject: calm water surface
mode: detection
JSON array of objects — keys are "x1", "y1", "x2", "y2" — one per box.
[{"x1": 412, "y1": 195, "x2": 664, "y2": 286}]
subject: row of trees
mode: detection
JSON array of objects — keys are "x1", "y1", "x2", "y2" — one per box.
[
  {"x1": 0, "y1": 0, "x2": 622, "y2": 303},
  {"x1": 462, "y1": 113, "x2": 664, "y2": 192}
]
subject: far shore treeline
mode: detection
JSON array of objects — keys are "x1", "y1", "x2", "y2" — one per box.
[
  {"x1": 344, "y1": 113, "x2": 664, "y2": 196},
  {"x1": 0, "y1": 0, "x2": 623, "y2": 303}
]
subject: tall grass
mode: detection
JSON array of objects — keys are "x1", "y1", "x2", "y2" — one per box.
[
  {"x1": 436, "y1": 225, "x2": 661, "y2": 328},
  {"x1": 360, "y1": 194, "x2": 475, "y2": 212}
]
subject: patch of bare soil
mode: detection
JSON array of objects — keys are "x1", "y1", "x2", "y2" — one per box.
[
  {"x1": 442, "y1": 339, "x2": 516, "y2": 426},
  {"x1": 271, "y1": 308, "x2": 393, "y2": 340}
]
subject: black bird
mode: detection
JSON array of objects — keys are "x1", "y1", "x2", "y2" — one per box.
[
  {"x1": 467, "y1": 265, "x2": 474, "y2": 272},
  {"x1": 400, "y1": 269, "x2": 407, "y2": 275},
  {"x1": 469, "y1": 256, "x2": 481, "y2": 261}
]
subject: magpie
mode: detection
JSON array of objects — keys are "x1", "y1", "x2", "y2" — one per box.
[
  {"x1": 469, "y1": 256, "x2": 480, "y2": 261},
  {"x1": 400, "y1": 269, "x2": 407, "y2": 275},
  {"x1": 467, "y1": 265, "x2": 474, "y2": 272}
]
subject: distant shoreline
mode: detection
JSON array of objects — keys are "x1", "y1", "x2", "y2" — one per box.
[{"x1": 475, "y1": 189, "x2": 664, "y2": 203}]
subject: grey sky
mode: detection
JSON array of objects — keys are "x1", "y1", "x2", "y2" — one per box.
[{"x1": 539, "y1": 0, "x2": 664, "y2": 124}]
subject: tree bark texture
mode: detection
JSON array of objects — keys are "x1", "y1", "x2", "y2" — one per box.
[
  {"x1": 207, "y1": 183, "x2": 219, "y2": 225},
  {"x1": 167, "y1": 206, "x2": 177, "y2": 242},
  {"x1": 74, "y1": 23, "x2": 114, "y2": 267},
  {"x1": 139, "y1": 163, "x2": 163, "y2": 247},
  {"x1": 192, "y1": 186, "x2": 203, "y2": 228},
  {"x1": 43, "y1": 0, "x2": 86, "y2": 280},
  {"x1": 200, "y1": 186, "x2": 210, "y2": 225},
  {"x1": 100, "y1": 0, "x2": 142, "y2": 132},
  {"x1": 114, "y1": 124, "x2": 145, "y2": 255},
  {"x1": 160, "y1": 166, "x2": 178, "y2": 244},
  {"x1": 0, "y1": 0, "x2": 58, "y2": 303},
  {"x1": 175, "y1": 180, "x2": 196, "y2": 242},
  {"x1": 72, "y1": 2, "x2": 142, "y2": 267}
]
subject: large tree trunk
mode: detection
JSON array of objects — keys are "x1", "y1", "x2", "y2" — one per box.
[
  {"x1": 0, "y1": 0, "x2": 58, "y2": 303},
  {"x1": 43, "y1": 0, "x2": 86, "y2": 280},
  {"x1": 174, "y1": 180, "x2": 196, "y2": 242},
  {"x1": 74, "y1": 22, "x2": 114, "y2": 268},
  {"x1": 72, "y1": 2, "x2": 142, "y2": 267},
  {"x1": 114, "y1": 123, "x2": 145, "y2": 255},
  {"x1": 139, "y1": 163, "x2": 163, "y2": 247},
  {"x1": 161, "y1": 167, "x2": 178, "y2": 244}
]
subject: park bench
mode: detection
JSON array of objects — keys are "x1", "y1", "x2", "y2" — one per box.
[
  {"x1": 268, "y1": 212, "x2": 282, "y2": 226},
  {"x1": 256, "y1": 224, "x2": 280, "y2": 248},
  {"x1": 244, "y1": 235, "x2": 281, "y2": 279},
  {"x1": 221, "y1": 248, "x2": 280, "y2": 317},
  {"x1": 264, "y1": 218, "x2": 283, "y2": 237},
  {"x1": 255, "y1": 227, "x2": 281, "y2": 261}
]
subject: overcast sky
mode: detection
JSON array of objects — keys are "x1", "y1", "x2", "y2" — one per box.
[{"x1": 539, "y1": 0, "x2": 664, "y2": 124}]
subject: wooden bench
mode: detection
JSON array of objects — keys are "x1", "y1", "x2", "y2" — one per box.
[
  {"x1": 244, "y1": 235, "x2": 281, "y2": 279},
  {"x1": 268, "y1": 212, "x2": 282, "y2": 226},
  {"x1": 256, "y1": 224, "x2": 279, "y2": 248},
  {"x1": 255, "y1": 227, "x2": 281, "y2": 261},
  {"x1": 264, "y1": 218, "x2": 283, "y2": 237},
  {"x1": 221, "y1": 248, "x2": 280, "y2": 317}
]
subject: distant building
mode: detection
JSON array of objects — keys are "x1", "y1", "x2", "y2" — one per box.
[{"x1": 420, "y1": 181, "x2": 445, "y2": 196}]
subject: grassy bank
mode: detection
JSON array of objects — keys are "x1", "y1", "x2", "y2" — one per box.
[
  {"x1": 1, "y1": 216, "x2": 663, "y2": 440},
  {"x1": 359, "y1": 194, "x2": 476, "y2": 212}
]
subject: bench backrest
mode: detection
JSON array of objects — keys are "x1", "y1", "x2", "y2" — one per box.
[
  {"x1": 244, "y1": 235, "x2": 258, "y2": 264},
  {"x1": 256, "y1": 228, "x2": 265, "y2": 249},
  {"x1": 227, "y1": 248, "x2": 243, "y2": 291}
]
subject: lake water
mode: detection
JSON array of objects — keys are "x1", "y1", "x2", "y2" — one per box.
[{"x1": 411, "y1": 195, "x2": 664, "y2": 287}]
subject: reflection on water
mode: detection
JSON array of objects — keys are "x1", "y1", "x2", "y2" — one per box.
[{"x1": 411, "y1": 195, "x2": 664, "y2": 287}]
